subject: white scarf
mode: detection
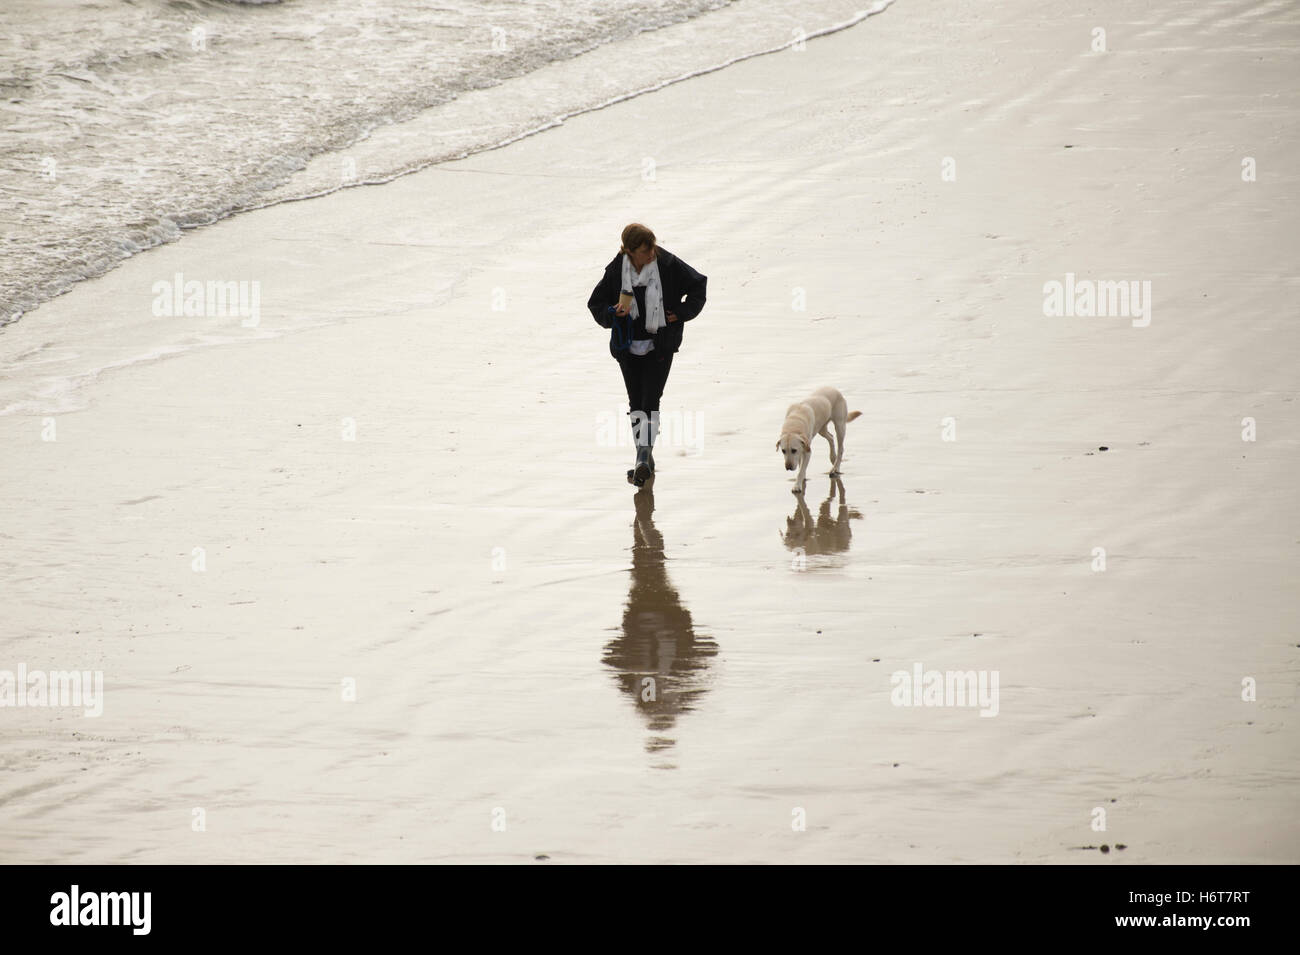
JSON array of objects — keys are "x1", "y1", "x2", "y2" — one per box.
[{"x1": 621, "y1": 253, "x2": 665, "y2": 335}]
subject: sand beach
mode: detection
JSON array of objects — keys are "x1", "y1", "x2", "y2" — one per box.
[{"x1": 1, "y1": 0, "x2": 1297, "y2": 863}]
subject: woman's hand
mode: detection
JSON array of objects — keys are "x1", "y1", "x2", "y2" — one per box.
[
  {"x1": 666, "y1": 311, "x2": 678, "y2": 322},
  {"x1": 615, "y1": 302, "x2": 630, "y2": 316}
]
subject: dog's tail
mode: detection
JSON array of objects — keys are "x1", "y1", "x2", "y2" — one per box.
[{"x1": 847, "y1": 410, "x2": 862, "y2": 423}]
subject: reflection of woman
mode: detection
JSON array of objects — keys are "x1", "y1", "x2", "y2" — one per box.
[
  {"x1": 602, "y1": 488, "x2": 717, "y2": 753},
  {"x1": 587, "y1": 223, "x2": 707, "y2": 486}
]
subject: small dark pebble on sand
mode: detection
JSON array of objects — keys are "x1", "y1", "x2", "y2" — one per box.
[
  {"x1": 1098, "y1": 446, "x2": 1109, "y2": 451},
  {"x1": 535, "y1": 854, "x2": 550, "y2": 861},
  {"x1": 1116, "y1": 844, "x2": 1127, "y2": 850},
  {"x1": 1100, "y1": 844, "x2": 1110, "y2": 853}
]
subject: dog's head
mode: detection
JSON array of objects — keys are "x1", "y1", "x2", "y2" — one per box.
[{"x1": 776, "y1": 434, "x2": 807, "y2": 471}]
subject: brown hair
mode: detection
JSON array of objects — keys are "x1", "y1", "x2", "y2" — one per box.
[{"x1": 619, "y1": 223, "x2": 656, "y2": 255}]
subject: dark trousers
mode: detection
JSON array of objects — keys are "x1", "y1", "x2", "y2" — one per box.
[{"x1": 616, "y1": 348, "x2": 673, "y2": 443}]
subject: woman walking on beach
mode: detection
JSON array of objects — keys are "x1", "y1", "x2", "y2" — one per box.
[{"x1": 588, "y1": 223, "x2": 708, "y2": 486}]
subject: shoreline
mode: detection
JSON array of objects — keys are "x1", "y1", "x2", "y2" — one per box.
[{"x1": 0, "y1": 0, "x2": 891, "y2": 332}]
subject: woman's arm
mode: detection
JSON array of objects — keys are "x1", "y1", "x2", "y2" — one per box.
[
  {"x1": 673, "y1": 257, "x2": 707, "y2": 322},
  {"x1": 587, "y1": 261, "x2": 619, "y2": 328}
]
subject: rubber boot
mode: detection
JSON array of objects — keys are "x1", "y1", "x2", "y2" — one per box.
[
  {"x1": 645, "y1": 412, "x2": 658, "y2": 476},
  {"x1": 630, "y1": 410, "x2": 652, "y2": 486},
  {"x1": 627, "y1": 410, "x2": 646, "y2": 485}
]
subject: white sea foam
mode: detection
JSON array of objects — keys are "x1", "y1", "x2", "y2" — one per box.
[{"x1": 0, "y1": 0, "x2": 737, "y2": 325}]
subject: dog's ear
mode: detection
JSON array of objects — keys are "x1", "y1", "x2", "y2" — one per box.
[{"x1": 775, "y1": 439, "x2": 782, "y2": 451}]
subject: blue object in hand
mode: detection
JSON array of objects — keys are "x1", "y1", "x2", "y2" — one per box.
[{"x1": 608, "y1": 304, "x2": 632, "y2": 352}]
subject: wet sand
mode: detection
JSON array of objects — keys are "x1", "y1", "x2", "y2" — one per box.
[{"x1": 2, "y1": 0, "x2": 1298, "y2": 862}]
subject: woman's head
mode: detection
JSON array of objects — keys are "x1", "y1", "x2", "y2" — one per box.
[{"x1": 620, "y1": 223, "x2": 657, "y2": 269}]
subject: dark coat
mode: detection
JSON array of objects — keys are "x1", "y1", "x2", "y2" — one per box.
[{"x1": 587, "y1": 247, "x2": 707, "y2": 360}]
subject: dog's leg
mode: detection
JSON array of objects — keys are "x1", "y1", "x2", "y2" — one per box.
[
  {"x1": 819, "y1": 423, "x2": 837, "y2": 473},
  {"x1": 833, "y1": 419, "x2": 846, "y2": 473},
  {"x1": 794, "y1": 447, "x2": 809, "y2": 494}
]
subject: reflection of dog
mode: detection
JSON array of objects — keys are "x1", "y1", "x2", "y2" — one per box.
[
  {"x1": 776, "y1": 386, "x2": 861, "y2": 494},
  {"x1": 781, "y1": 476, "x2": 863, "y2": 559}
]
